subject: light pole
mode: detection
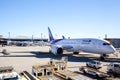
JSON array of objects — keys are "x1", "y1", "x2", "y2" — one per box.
[
  {"x1": 105, "y1": 34, "x2": 107, "y2": 39},
  {"x1": 8, "y1": 32, "x2": 10, "y2": 40},
  {"x1": 32, "y1": 35, "x2": 33, "y2": 42},
  {"x1": 41, "y1": 33, "x2": 43, "y2": 41}
]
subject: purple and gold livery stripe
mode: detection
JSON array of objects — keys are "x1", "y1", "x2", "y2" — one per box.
[{"x1": 51, "y1": 39, "x2": 63, "y2": 44}]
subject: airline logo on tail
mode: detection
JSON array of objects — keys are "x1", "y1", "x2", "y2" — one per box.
[
  {"x1": 62, "y1": 36, "x2": 66, "y2": 39},
  {"x1": 48, "y1": 27, "x2": 54, "y2": 41},
  {"x1": 48, "y1": 27, "x2": 64, "y2": 44}
]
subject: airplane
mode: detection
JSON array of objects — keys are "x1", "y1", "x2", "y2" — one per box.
[{"x1": 48, "y1": 27, "x2": 116, "y2": 60}]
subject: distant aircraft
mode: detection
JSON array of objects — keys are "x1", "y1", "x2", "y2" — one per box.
[{"x1": 48, "y1": 27, "x2": 116, "y2": 60}]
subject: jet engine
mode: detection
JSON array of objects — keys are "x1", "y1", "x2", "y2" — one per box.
[{"x1": 51, "y1": 46, "x2": 63, "y2": 55}]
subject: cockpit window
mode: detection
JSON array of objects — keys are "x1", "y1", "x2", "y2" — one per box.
[{"x1": 103, "y1": 43, "x2": 110, "y2": 45}]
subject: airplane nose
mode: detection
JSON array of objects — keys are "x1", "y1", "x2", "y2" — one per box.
[{"x1": 110, "y1": 46, "x2": 116, "y2": 53}]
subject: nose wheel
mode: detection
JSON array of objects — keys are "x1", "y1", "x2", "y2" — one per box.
[{"x1": 100, "y1": 54, "x2": 109, "y2": 60}]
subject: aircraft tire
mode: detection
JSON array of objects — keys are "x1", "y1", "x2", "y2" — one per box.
[
  {"x1": 73, "y1": 52, "x2": 79, "y2": 54},
  {"x1": 100, "y1": 56, "x2": 105, "y2": 60}
]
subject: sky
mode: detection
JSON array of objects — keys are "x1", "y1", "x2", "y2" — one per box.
[{"x1": 0, "y1": 0, "x2": 120, "y2": 39}]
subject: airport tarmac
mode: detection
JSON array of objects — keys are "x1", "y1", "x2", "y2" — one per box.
[{"x1": 0, "y1": 46, "x2": 120, "y2": 79}]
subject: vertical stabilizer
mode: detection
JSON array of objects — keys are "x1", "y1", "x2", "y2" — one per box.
[
  {"x1": 62, "y1": 36, "x2": 66, "y2": 39},
  {"x1": 48, "y1": 27, "x2": 54, "y2": 41}
]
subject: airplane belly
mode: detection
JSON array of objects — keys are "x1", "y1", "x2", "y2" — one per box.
[
  {"x1": 82, "y1": 47, "x2": 94, "y2": 53},
  {"x1": 71, "y1": 44, "x2": 81, "y2": 52},
  {"x1": 80, "y1": 45, "x2": 98, "y2": 53}
]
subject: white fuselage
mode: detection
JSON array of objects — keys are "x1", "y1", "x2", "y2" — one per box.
[{"x1": 52, "y1": 38, "x2": 115, "y2": 54}]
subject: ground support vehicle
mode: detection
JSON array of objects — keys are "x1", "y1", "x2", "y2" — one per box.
[
  {"x1": 32, "y1": 57, "x2": 92, "y2": 80},
  {"x1": 32, "y1": 64, "x2": 65, "y2": 80},
  {"x1": 86, "y1": 60, "x2": 102, "y2": 69},
  {"x1": 20, "y1": 71, "x2": 39, "y2": 80},
  {"x1": 32, "y1": 57, "x2": 68, "y2": 80},
  {"x1": 0, "y1": 66, "x2": 21, "y2": 80},
  {"x1": 54, "y1": 70, "x2": 92, "y2": 80},
  {"x1": 79, "y1": 66, "x2": 109, "y2": 78},
  {"x1": 107, "y1": 62, "x2": 120, "y2": 77}
]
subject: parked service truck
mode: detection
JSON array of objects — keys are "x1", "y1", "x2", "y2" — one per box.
[
  {"x1": 79, "y1": 66, "x2": 109, "y2": 78},
  {"x1": 86, "y1": 60, "x2": 102, "y2": 69},
  {"x1": 107, "y1": 62, "x2": 120, "y2": 74}
]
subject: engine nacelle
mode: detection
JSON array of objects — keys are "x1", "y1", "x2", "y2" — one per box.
[{"x1": 50, "y1": 46, "x2": 63, "y2": 55}]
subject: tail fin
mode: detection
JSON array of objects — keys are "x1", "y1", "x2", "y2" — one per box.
[
  {"x1": 48, "y1": 27, "x2": 54, "y2": 41},
  {"x1": 62, "y1": 35, "x2": 66, "y2": 39}
]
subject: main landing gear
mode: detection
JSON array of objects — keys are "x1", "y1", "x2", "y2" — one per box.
[
  {"x1": 100, "y1": 54, "x2": 109, "y2": 60},
  {"x1": 73, "y1": 52, "x2": 79, "y2": 55}
]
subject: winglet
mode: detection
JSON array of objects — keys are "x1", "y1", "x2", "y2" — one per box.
[{"x1": 48, "y1": 27, "x2": 54, "y2": 41}]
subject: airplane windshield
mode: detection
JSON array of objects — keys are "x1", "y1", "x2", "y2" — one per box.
[{"x1": 103, "y1": 43, "x2": 110, "y2": 45}]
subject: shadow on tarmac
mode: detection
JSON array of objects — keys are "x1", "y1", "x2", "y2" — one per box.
[
  {"x1": 0, "y1": 51, "x2": 120, "y2": 63},
  {"x1": 31, "y1": 51, "x2": 90, "y2": 62},
  {"x1": 31, "y1": 51, "x2": 120, "y2": 63}
]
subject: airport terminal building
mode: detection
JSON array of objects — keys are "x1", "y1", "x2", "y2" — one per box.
[
  {"x1": 0, "y1": 36, "x2": 48, "y2": 42},
  {"x1": 105, "y1": 38, "x2": 120, "y2": 48},
  {"x1": 0, "y1": 35, "x2": 48, "y2": 46}
]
